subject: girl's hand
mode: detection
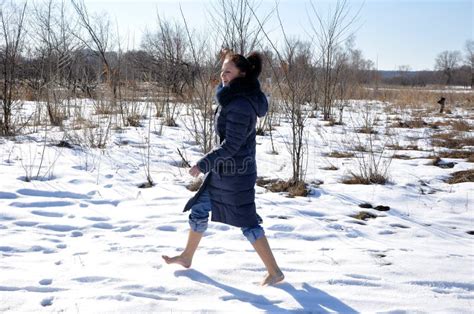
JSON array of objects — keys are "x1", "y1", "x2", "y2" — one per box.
[{"x1": 189, "y1": 165, "x2": 201, "y2": 177}]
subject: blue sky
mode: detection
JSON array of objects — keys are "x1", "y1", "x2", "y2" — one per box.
[{"x1": 83, "y1": 0, "x2": 473, "y2": 71}]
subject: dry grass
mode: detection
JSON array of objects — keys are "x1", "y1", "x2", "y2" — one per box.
[
  {"x1": 287, "y1": 181, "x2": 309, "y2": 198},
  {"x1": 450, "y1": 119, "x2": 472, "y2": 132},
  {"x1": 438, "y1": 150, "x2": 474, "y2": 162},
  {"x1": 391, "y1": 118, "x2": 428, "y2": 129},
  {"x1": 350, "y1": 211, "x2": 377, "y2": 221},
  {"x1": 429, "y1": 120, "x2": 451, "y2": 129},
  {"x1": 186, "y1": 177, "x2": 203, "y2": 191},
  {"x1": 445, "y1": 169, "x2": 474, "y2": 184},
  {"x1": 256, "y1": 177, "x2": 309, "y2": 197},
  {"x1": 356, "y1": 127, "x2": 378, "y2": 134},
  {"x1": 431, "y1": 132, "x2": 474, "y2": 149},
  {"x1": 328, "y1": 151, "x2": 355, "y2": 158},
  {"x1": 321, "y1": 165, "x2": 339, "y2": 170},
  {"x1": 390, "y1": 118, "x2": 466, "y2": 131},
  {"x1": 392, "y1": 154, "x2": 412, "y2": 160},
  {"x1": 353, "y1": 145, "x2": 368, "y2": 152},
  {"x1": 126, "y1": 114, "x2": 142, "y2": 127},
  {"x1": 356, "y1": 86, "x2": 473, "y2": 111},
  {"x1": 342, "y1": 173, "x2": 389, "y2": 185},
  {"x1": 387, "y1": 144, "x2": 421, "y2": 151}
]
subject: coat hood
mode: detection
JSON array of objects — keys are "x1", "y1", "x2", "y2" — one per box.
[{"x1": 216, "y1": 77, "x2": 268, "y2": 118}]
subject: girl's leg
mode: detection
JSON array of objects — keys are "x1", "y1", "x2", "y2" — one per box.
[
  {"x1": 162, "y1": 230, "x2": 203, "y2": 268},
  {"x1": 242, "y1": 226, "x2": 284, "y2": 286},
  {"x1": 162, "y1": 190, "x2": 211, "y2": 268}
]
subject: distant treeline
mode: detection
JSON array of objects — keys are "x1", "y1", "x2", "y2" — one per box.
[{"x1": 378, "y1": 68, "x2": 472, "y2": 87}]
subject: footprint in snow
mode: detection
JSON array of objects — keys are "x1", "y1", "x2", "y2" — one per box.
[
  {"x1": 156, "y1": 225, "x2": 177, "y2": 232},
  {"x1": 84, "y1": 216, "x2": 110, "y2": 222},
  {"x1": 0, "y1": 214, "x2": 15, "y2": 221},
  {"x1": 39, "y1": 279, "x2": 53, "y2": 286},
  {"x1": 41, "y1": 297, "x2": 54, "y2": 307},
  {"x1": 378, "y1": 230, "x2": 395, "y2": 235},
  {"x1": 31, "y1": 210, "x2": 65, "y2": 218},
  {"x1": 37, "y1": 224, "x2": 80, "y2": 232},
  {"x1": 14, "y1": 221, "x2": 39, "y2": 227},
  {"x1": 115, "y1": 225, "x2": 139, "y2": 232},
  {"x1": 267, "y1": 224, "x2": 295, "y2": 232},
  {"x1": 70, "y1": 231, "x2": 83, "y2": 237},
  {"x1": 126, "y1": 234, "x2": 145, "y2": 238},
  {"x1": 407, "y1": 280, "x2": 474, "y2": 295},
  {"x1": 17, "y1": 189, "x2": 89, "y2": 200},
  {"x1": 209, "y1": 224, "x2": 230, "y2": 231},
  {"x1": 91, "y1": 223, "x2": 115, "y2": 230},
  {"x1": 328, "y1": 279, "x2": 381, "y2": 287},
  {"x1": 0, "y1": 192, "x2": 18, "y2": 199},
  {"x1": 390, "y1": 223, "x2": 410, "y2": 229},
  {"x1": 345, "y1": 274, "x2": 381, "y2": 281},
  {"x1": 208, "y1": 249, "x2": 225, "y2": 255},
  {"x1": 298, "y1": 209, "x2": 325, "y2": 217},
  {"x1": 72, "y1": 276, "x2": 119, "y2": 283},
  {"x1": 10, "y1": 201, "x2": 74, "y2": 208},
  {"x1": 128, "y1": 291, "x2": 177, "y2": 301}
]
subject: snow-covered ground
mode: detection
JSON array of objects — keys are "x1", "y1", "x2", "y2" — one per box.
[{"x1": 0, "y1": 99, "x2": 473, "y2": 313}]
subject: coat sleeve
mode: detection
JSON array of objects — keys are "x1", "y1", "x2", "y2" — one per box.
[{"x1": 196, "y1": 99, "x2": 251, "y2": 174}]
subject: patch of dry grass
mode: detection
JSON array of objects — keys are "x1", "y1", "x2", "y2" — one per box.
[
  {"x1": 387, "y1": 144, "x2": 421, "y2": 151},
  {"x1": 431, "y1": 132, "x2": 474, "y2": 149},
  {"x1": 391, "y1": 118, "x2": 427, "y2": 129},
  {"x1": 256, "y1": 177, "x2": 309, "y2": 197},
  {"x1": 356, "y1": 127, "x2": 378, "y2": 134},
  {"x1": 450, "y1": 119, "x2": 472, "y2": 132},
  {"x1": 342, "y1": 173, "x2": 389, "y2": 185},
  {"x1": 392, "y1": 154, "x2": 412, "y2": 160},
  {"x1": 186, "y1": 177, "x2": 203, "y2": 191},
  {"x1": 350, "y1": 211, "x2": 377, "y2": 221},
  {"x1": 328, "y1": 151, "x2": 355, "y2": 158},
  {"x1": 445, "y1": 169, "x2": 474, "y2": 184},
  {"x1": 438, "y1": 150, "x2": 474, "y2": 162},
  {"x1": 360, "y1": 86, "x2": 473, "y2": 111}
]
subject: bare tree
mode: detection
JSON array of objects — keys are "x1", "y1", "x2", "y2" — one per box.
[
  {"x1": 209, "y1": 0, "x2": 272, "y2": 55},
  {"x1": 434, "y1": 50, "x2": 462, "y2": 85},
  {"x1": 141, "y1": 14, "x2": 189, "y2": 127},
  {"x1": 246, "y1": 0, "x2": 312, "y2": 185},
  {"x1": 464, "y1": 40, "x2": 473, "y2": 88},
  {"x1": 180, "y1": 7, "x2": 220, "y2": 154},
  {"x1": 309, "y1": 0, "x2": 361, "y2": 121},
  {"x1": 278, "y1": 39, "x2": 314, "y2": 183},
  {"x1": 70, "y1": 0, "x2": 119, "y2": 101},
  {"x1": 30, "y1": 0, "x2": 80, "y2": 126},
  {"x1": 344, "y1": 103, "x2": 394, "y2": 185},
  {"x1": 336, "y1": 39, "x2": 374, "y2": 124},
  {"x1": 0, "y1": 0, "x2": 27, "y2": 136}
]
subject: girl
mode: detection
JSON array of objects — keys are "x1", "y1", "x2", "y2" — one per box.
[{"x1": 162, "y1": 51, "x2": 284, "y2": 286}]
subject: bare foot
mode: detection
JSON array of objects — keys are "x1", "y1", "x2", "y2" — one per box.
[
  {"x1": 162, "y1": 255, "x2": 191, "y2": 268},
  {"x1": 261, "y1": 272, "x2": 285, "y2": 286}
]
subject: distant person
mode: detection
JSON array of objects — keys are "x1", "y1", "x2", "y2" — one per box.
[{"x1": 162, "y1": 51, "x2": 284, "y2": 286}]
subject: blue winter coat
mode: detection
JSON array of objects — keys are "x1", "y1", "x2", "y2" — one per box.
[{"x1": 183, "y1": 77, "x2": 268, "y2": 228}]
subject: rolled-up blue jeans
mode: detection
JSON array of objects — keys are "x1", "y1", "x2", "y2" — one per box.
[{"x1": 188, "y1": 188, "x2": 265, "y2": 244}]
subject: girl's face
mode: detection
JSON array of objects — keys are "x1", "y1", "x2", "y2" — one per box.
[{"x1": 220, "y1": 59, "x2": 243, "y2": 86}]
